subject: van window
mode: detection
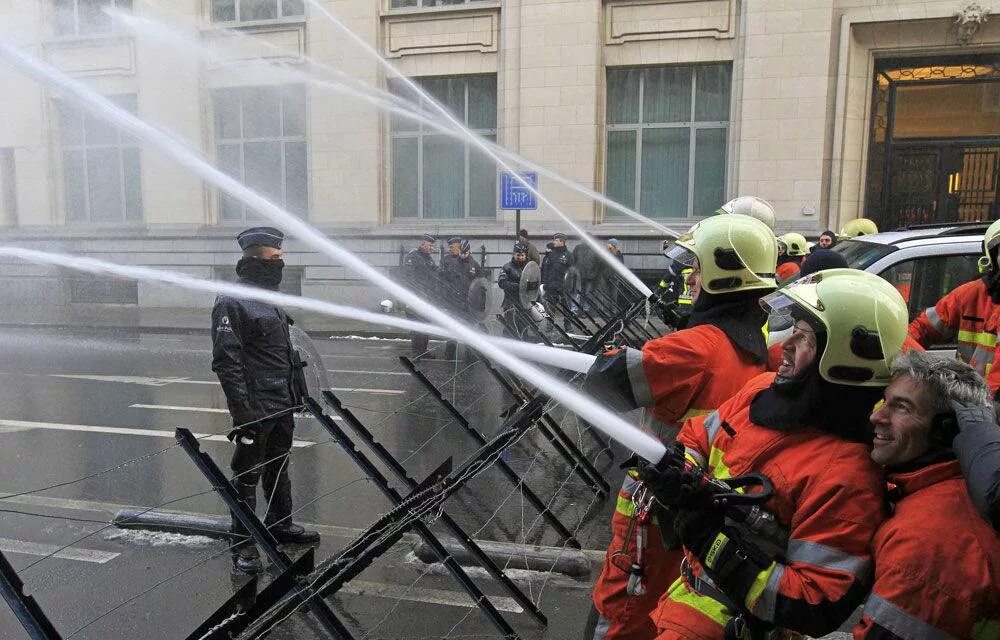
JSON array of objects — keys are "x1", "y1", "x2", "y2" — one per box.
[{"x1": 879, "y1": 254, "x2": 981, "y2": 321}]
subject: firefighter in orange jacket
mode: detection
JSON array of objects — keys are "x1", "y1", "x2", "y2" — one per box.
[
  {"x1": 851, "y1": 350, "x2": 1000, "y2": 640},
  {"x1": 642, "y1": 269, "x2": 908, "y2": 639},
  {"x1": 908, "y1": 218, "x2": 1000, "y2": 395},
  {"x1": 774, "y1": 233, "x2": 807, "y2": 284},
  {"x1": 583, "y1": 214, "x2": 779, "y2": 640}
]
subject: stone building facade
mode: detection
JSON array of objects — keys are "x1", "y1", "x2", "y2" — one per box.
[{"x1": 0, "y1": 0, "x2": 997, "y2": 307}]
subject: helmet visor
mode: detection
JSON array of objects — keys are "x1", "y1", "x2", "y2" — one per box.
[
  {"x1": 760, "y1": 282, "x2": 824, "y2": 326},
  {"x1": 663, "y1": 243, "x2": 698, "y2": 273}
]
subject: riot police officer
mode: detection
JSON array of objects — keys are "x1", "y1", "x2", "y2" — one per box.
[
  {"x1": 540, "y1": 232, "x2": 573, "y2": 309},
  {"x1": 440, "y1": 239, "x2": 481, "y2": 358},
  {"x1": 498, "y1": 242, "x2": 532, "y2": 339},
  {"x1": 402, "y1": 234, "x2": 439, "y2": 356},
  {"x1": 211, "y1": 227, "x2": 320, "y2": 575}
]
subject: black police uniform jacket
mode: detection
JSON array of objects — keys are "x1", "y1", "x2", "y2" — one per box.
[
  {"x1": 497, "y1": 260, "x2": 525, "y2": 309},
  {"x1": 403, "y1": 248, "x2": 439, "y2": 302},
  {"x1": 211, "y1": 288, "x2": 298, "y2": 427},
  {"x1": 540, "y1": 245, "x2": 573, "y2": 293},
  {"x1": 440, "y1": 254, "x2": 481, "y2": 309}
]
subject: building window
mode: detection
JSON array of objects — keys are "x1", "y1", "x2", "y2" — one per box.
[
  {"x1": 390, "y1": 0, "x2": 492, "y2": 9},
  {"x1": 211, "y1": 0, "x2": 304, "y2": 23},
  {"x1": 54, "y1": 0, "x2": 132, "y2": 36},
  {"x1": 58, "y1": 95, "x2": 143, "y2": 223},
  {"x1": 605, "y1": 64, "x2": 730, "y2": 219},
  {"x1": 213, "y1": 85, "x2": 308, "y2": 221},
  {"x1": 390, "y1": 75, "x2": 497, "y2": 220}
]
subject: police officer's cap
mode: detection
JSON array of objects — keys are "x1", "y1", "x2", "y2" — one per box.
[
  {"x1": 460, "y1": 240, "x2": 471, "y2": 253},
  {"x1": 421, "y1": 234, "x2": 436, "y2": 243},
  {"x1": 513, "y1": 241, "x2": 528, "y2": 253},
  {"x1": 447, "y1": 236, "x2": 462, "y2": 245},
  {"x1": 553, "y1": 232, "x2": 567, "y2": 241},
  {"x1": 237, "y1": 227, "x2": 284, "y2": 250}
]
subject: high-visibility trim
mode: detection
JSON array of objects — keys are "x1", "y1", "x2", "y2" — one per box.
[
  {"x1": 667, "y1": 577, "x2": 731, "y2": 627},
  {"x1": 864, "y1": 593, "x2": 959, "y2": 640},
  {"x1": 786, "y1": 539, "x2": 870, "y2": 578},
  {"x1": 958, "y1": 329, "x2": 997, "y2": 349},
  {"x1": 744, "y1": 561, "x2": 778, "y2": 615},
  {"x1": 704, "y1": 411, "x2": 723, "y2": 444},
  {"x1": 925, "y1": 307, "x2": 953, "y2": 338},
  {"x1": 708, "y1": 446, "x2": 732, "y2": 480},
  {"x1": 750, "y1": 563, "x2": 784, "y2": 622},
  {"x1": 703, "y1": 533, "x2": 730, "y2": 570},
  {"x1": 592, "y1": 613, "x2": 611, "y2": 640},
  {"x1": 626, "y1": 347, "x2": 653, "y2": 407},
  {"x1": 973, "y1": 619, "x2": 1000, "y2": 640},
  {"x1": 685, "y1": 447, "x2": 707, "y2": 469},
  {"x1": 616, "y1": 493, "x2": 637, "y2": 518}
]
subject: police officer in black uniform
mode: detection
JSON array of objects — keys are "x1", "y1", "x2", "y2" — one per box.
[
  {"x1": 211, "y1": 227, "x2": 320, "y2": 574},
  {"x1": 402, "y1": 234, "x2": 439, "y2": 356},
  {"x1": 440, "y1": 239, "x2": 481, "y2": 358},
  {"x1": 498, "y1": 241, "x2": 531, "y2": 339},
  {"x1": 540, "y1": 232, "x2": 573, "y2": 309}
]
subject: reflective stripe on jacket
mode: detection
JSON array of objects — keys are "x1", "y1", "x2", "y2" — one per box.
[
  {"x1": 908, "y1": 278, "x2": 1000, "y2": 392},
  {"x1": 852, "y1": 460, "x2": 1000, "y2": 640},
  {"x1": 653, "y1": 373, "x2": 885, "y2": 639},
  {"x1": 591, "y1": 327, "x2": 768, "y2": 640}
]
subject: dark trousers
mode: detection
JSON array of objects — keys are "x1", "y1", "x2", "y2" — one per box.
[
  {"x1": 407, "y1": 309, "x2": 430, "y2": 355},
  {"x1": 230, "y1": 413, "x2": 295, "y2": 527}
]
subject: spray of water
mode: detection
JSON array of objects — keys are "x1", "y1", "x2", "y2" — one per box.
[
  {"x1": 0, "y1": 246, "x2": 598, "y2": 374},
  {"x1": 302, "y1": 0, "x2": 653, "y2": 297},
  {"x1": 113, "y1": 7, "x2": 679, "y2": 240},
  {"x1": 0, "y1": 43, "x2": 663, "y2": 462}
]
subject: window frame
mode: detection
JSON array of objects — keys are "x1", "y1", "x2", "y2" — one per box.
[
  {"x1": 388, "y1": 0, "x2": 494, "y2": 10},
  {"x1": 211, "y1": 84, "x2": 309, "y2": 223},
  {"x1": 389, "y1": 74, "x2": 498, "y2": 221},
  {"x1": 605, "y1": 63, "x2": 731, "y2": 220},
  {"x1": 57, "y1": 94, "x2": 143, "y2": 225},
  {"x1": 53, "y1": 0, "x2": 133, "y2": 37},
  {"x1": 209, "y1": 0, "x2": 306, "y2": 26}
]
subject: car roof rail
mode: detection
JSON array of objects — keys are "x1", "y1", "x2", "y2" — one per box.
[{"x1": 892, "y1": 221, "x2": 990, "y2": 235}]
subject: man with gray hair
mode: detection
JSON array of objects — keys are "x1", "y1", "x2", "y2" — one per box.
[{"x1": 853, "y1": 350, "x2": 1000, "y2": 639}]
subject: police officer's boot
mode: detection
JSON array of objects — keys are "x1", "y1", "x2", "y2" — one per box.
[
  {"x1": 264, "y1": 472, "x2": 320, "y2": 546},
  {"x1": 231, "y1": 481, "x2": 263, "y2": 574}
]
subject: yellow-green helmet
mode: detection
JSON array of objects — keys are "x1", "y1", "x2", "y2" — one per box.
[
  {"x1": 777, "y1": 232, "x2": 809, "y2": 257},
  {"x1": 664, "y1": 214, "x2": 778, "y2": 294},
  {"x1": 839, "y1": 218, "x2": 879, "y2": 238},
  {"x1": 760, "y1": 269, "x2": 908, "y2": 386},
  {"x1": 979, "y1": 219, "x2": 1000, "y2": 273},
  {"x1": 716, "y1": 196, "x2": 776, "y2": 231}
]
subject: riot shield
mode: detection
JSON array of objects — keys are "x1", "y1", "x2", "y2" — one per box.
[
  {"x1": 289, "y1": 325, "x2": 331, "y2": 400},
  {"x1": 467, "y1": 276, "x2": 491, "y2": 322},
  {"x1": 519, "y1": 260, "x2": 541, "y2": 309},
  {"x1": 563, "y1": 266, "x2": 581, "y2": 296}
]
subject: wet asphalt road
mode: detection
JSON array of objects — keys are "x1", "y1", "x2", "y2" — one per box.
[{"x1": 0, "y1": 327, "x2": 621, "y2": 640}]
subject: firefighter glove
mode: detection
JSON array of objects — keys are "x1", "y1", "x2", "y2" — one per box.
[
  {"x1": 676, "y1": 507, "x2": 775, "y2": 606},
  {"x1": 639, "y1": 443, "x2": 713, "y2": 508}
]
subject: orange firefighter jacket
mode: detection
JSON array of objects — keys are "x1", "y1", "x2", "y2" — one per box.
[
  {"x1": 775, "y1": 261, "x2": 800, "y2": 284},
  {"x1": 653, "y1": 373, "x2": 885, "y2": 640},
  {"x1": 591, "y1": 325, "x2": 770, "y2": 640},
  {"x1": 908, "y1": 278, "x2": 1000, "y2": 393},
  {"x1": 852, "y1": 459, "x2": 1000, "y2": 640}
]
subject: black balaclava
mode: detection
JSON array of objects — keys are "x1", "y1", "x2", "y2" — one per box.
[
  {"x1": 749, "y1": 330, "x2": 883, "y2": 444},
  {"x1": 686, "y1": 288, "x2": 772, "y2": 364},
  {"x1": 236, "y1": 257, "x2": 284, "y2": 291}
]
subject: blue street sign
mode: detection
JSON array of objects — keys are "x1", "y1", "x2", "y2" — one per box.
[{"x1": 499, "y1": 171, "x2": 538, "y2": 210}]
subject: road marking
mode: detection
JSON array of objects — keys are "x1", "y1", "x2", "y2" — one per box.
[
  {"x1": 0, "y1": 418, "x2": 314, "y2": 447},
  {"x1": 45, "y1": 374, "x2": 405, "y2": 395},
  {"x1": 340, "y1": 580, "x2": 522, "y2": 613},
  {"x1": 51, "y1": 374, "x2": 217, "y2": 387},
  {"x1": 328, "y1": 369, "x2": 409, "y2": 377},
  {"x1": 0, "y1": 536, "x2": 119, "y2": 564},
  {"x1": 129, "y1": 404, "x2": 340, "y2": 423}
]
